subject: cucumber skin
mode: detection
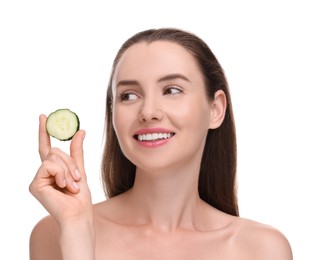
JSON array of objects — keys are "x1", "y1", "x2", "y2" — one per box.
[{"x1": 46, "y1": 108, "x2": 80, "y2": 141}]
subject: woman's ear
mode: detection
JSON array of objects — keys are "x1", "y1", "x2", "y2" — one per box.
[{"x1": 209, "y1": 90, "x2": 227, "y2": 129}]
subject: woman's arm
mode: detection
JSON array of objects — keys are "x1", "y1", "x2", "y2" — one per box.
[
  {"x1": 59, "y1": 215, "x2": 95, "y2": 260},
  {"x1": 29, "y1": 115, "x2": 95, "y2": 260}
]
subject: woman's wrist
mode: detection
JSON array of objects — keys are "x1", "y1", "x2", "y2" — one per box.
[{"x1": 59, "y1": 214, "x2": 95, "y2": 260}]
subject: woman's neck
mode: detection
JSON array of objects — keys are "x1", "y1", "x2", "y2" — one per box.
[{"x1": 125, "y1": 166, "x2": 205, "y2": 232}]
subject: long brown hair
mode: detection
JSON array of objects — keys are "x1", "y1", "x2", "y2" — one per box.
[{"x1": 101, "y1": 28, "x2": 239, "y2": 216}]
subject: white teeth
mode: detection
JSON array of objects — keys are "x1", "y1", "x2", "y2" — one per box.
[{"x1": 137, "y1": 133, "x2": 173, "y2": 141}]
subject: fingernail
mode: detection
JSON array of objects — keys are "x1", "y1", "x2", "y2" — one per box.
[
  {"x1": 73, "y1": 181, "x2": 80, "y2": 190},
  {"x1": 75, "y1": 169, "x2": 81, "y2": 179}
]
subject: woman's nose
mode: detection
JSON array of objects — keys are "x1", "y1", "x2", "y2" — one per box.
[{"x1": 138, "y1": 97, "x2": 164, "y2": 123}]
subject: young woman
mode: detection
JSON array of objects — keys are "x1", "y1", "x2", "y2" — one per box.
[{"x1": 29, "y1": 28, "x2": 293, "y2": 259}]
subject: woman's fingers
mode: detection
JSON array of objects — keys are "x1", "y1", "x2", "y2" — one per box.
[
  {"x1": 46, "y1": 147, "x2": 81, "y2": 181},
  {"x1": 30, "y1": 160, "x2": 66, "y2": 197},
  {"x1": 47, "y1": 151, "x2": 81, "y2": 193},
  {"x1": 38, "y1": 114, "x2": 85, "y2": 181},
  {"x1": 70, "y1": 130, "x2": 86, "y2": 179},
  {"x1": 38, "y1": 114, "x2": 51, "y2": 162},
  {"x1": 31, "y1": 148, "x2": 81, "y2": 196},
  {"x1": 36, "y1": 114, "x2": 86, "y2": 195}
]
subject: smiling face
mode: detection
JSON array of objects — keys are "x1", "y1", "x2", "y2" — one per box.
[{"x1": 112, "y1": 41, "x2": 221, "y2": 173}]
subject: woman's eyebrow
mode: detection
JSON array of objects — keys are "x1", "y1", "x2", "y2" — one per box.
[
  {"x1": 116, "y1": 80, "x2": 140, "y2": 88},
  {"x1": 116, "y1": 74, "x2": 190, "y2": 88},
  {"x1": 157, "y1": 73, "x2": 190, "y2": 83}
]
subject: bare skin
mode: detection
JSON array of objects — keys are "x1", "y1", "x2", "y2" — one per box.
[
  {"x1": 30, "y1": 194, "x2": 292, "y2": 260},
  {"x1": 29, "y1": 41, "x2": 292, "y2": 260}
]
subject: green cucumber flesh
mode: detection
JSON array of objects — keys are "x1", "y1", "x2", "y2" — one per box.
[{"x1": 46, "y1": 109, "x2": 80, "y2": 141}]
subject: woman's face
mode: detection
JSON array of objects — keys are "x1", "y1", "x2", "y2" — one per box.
[{"x1": 112, "y1": 41, "x2": 217, "y2": 173}]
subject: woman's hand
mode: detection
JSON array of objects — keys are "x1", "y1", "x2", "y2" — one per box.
[{"x1": 29, "y1": 114, "x2": 93, "y2": 225}]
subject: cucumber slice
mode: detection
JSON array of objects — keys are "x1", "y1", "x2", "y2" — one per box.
[{"x1": 46, "y1": 108, "x2": 80, "y2": 141}]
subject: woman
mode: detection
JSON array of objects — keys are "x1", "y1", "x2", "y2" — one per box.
[{"x1": 29, "y1": 28, "x2": 293, "y2": 259}]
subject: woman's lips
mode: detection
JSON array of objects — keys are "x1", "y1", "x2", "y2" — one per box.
[
  {"x1": 133, "y1": 128, "x2": 175, "y2": 147},
  {"x1": 134, "y1": 132, "x2": 175, "y2": 141}
]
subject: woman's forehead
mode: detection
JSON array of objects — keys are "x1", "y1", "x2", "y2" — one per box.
[{"x1": 113, "y1": 41, "x2": 201, "y2": 82}]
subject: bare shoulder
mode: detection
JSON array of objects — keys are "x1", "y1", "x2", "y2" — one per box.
[
  {"x1": 29, "y1": 215, "x2": 62, "y2": 260},
  {"x1": 233, "y1": 217, "x2": 293, "y2": 260}
]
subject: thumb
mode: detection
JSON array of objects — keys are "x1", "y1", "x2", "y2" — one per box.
[{"x1": 70, "y1": 130, "x2": 86, "y2": 176}]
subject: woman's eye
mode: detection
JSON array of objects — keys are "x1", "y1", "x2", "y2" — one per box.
[
  {"x1": 163, "y1": 86, "x2": 182, "y2": 95},
  {"x1": 119, "y1": 92, "x2": 138, "y2": 101}
]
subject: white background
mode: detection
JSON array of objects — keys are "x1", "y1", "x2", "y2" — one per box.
[{"x1": 1, "y1": 0, "x2": 320, "y2": 259}]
